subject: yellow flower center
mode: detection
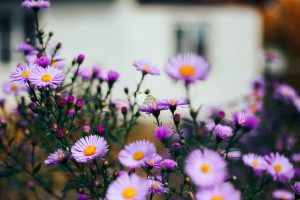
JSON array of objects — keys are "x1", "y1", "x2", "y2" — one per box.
[
  {"x1": 179, "y1": 65, "x2": 196, "y2": 77},
  {"x1": 281, "y1": 194, "x2": 288, "y2": 200},
  {"x1": 56, "y1": 153, "x2": 65, "y2": 161},
  {"x1": 83, "y1": 145, "x2": 96, "y2": 156},
  {"x1": 201, "y1": 163, "x2": 211, "y2": 173},
  {"x1": 211, "y1": 195, "x2": 225, "y2": 200},
  {"x1": 273, "y1": 164, "x2": 282, "y2": 172},
  {"x1": 133, "y1": 151, "x2": 144, "y2": 161},
  {"x1": 143, "y1": 66, "x2": 152, "y2": 72},
  {"x1": 51, "y1": 61, "x2": 58, "y2": 67},
  {"x1": 147, "y1": 160, "x2": 155, "y2": 165},
  {"x1": 169, "y1": 99, "x2": 177, "y2": 105},
  {"x1": 252, "y1": 160, "x2": 259, "y2": 167},
  {"x1": 10, "y1": 85, "x2": 19, "y2": 92},
  {"x1": 152, "y1": 183, "x2": 160, "y2": 189},
  {"x1": 22, "y1": 70, "x2": 30, "y2": 78},
  {"x1": 122, "y1": 187, "x2": 137, "y2": 199},
  {"x1": 41, "y1": 74, "x2": 53, "y2": 82}
]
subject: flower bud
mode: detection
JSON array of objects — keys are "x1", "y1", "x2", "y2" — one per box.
[
  {"x1": 121, "y1": 106, "x2": 128, "y2": 115},
  {"x1": 36, "y1": 56, "x2": 50, "y2": 67},
  {"x1": 56, "y1": 128, "x2": 64, "y2": 138},
  {"x1": 58, "y1": 98, "x2": 67, "y2": 107},
  {"x1": 82, "y1": 125, "x2": 90, "y2": 133},
  {"x1": 75, "y1": 99, "x2": 84, "y2": 109},
  {"x1": 96, "y1": 124, "x2": 105, "y2": 134},
  {"x1": 76, "y1": 54, "x2": 85, "y2": 64}
]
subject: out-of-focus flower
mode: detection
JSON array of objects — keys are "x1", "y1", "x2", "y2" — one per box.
[
  {"x1": 145, "y1": 154, "x2": 162, "y2": 168},
  {"x1": 154, "y1": 125, "x2": 172, "y2": 140},
  {"x1": 82, "y1": 125, "x2": 91, "y2": 133},
  {"x1": 196, "y1": 183, "x2": 241, "y2": 200},
  {"x1": 118, "y1": 140, "x2": 156, "y2": 168},
  {"x1": 133, "y1": 60, "x2": 160, "y2": 75},
  {"x1": 138, "y1": 104, "x2": 168, "y2": 115},
  {"x1": 292, "y1": 182, "x2": 300, "y2": 196},
  {"x1": 96, "y1": 124, "x2": 105, "y2": 134},
  {"x1": 232, "y1": 111, "x2": 259, "y2": 129},
  {"x1": 212, "y1": 124, "x2": 233, "y2": 139},
  {"x1": 76, "y1": 54, "x2": 85, "y2": 64},
  {"x1": 292, "y1": 153, "x2": 300, "y2": 163},
  {"x1": 15, "y1": 43, "x2": 36, "y2": 54},
  {"x1": 36, "y1": 56, "x2": 50, "y2": 67},
  {"x1": 77, "y1": 193, "x2": 90, "y2": 200},
  {"x1": 261, "y1": 50, "x2": 279, "y2": 63},
  {"x1": 2, "y1": 81, "x2": 26, "y2": 95},
  {"x1": 148, "y1": 179, "x2": 168, "y2": 195},
  {"x1": 275, "y1": 84, "x2": 297, "y2": 101},
  {"x1": 106, "y1": 173, "x2": 148, "y2": 200},
  {"x1": 79, "y1": 67, "x2": 94, "y2": 80},
  {"x1": 162, "y1": 159, "x2": 177, "y2": 171},
  {"x1": 29, "y1": 67, "x2": 64, "y2": 88},
  {"x1": 10, "y1": 64, "x2": 38, "y2": 83},
  {"x1": 44, "y1": 149, "x2": 68, "y2": 165},
  {"x1": 110, "y1": 99, "x2": 129, "y2": 111},
  {"x1": 22, "y1": 0, "x2": 50, "y2": 9},
  {"x1": 265, "y1": 153, "x2": 294, "y2": 183},
  {"x1": 185, "y1": 148, "x2": 227, "y2": 187},
  {"x1": 165, "y1": 53, "x2": 210, "y2": 85},
  {"x1": 272, "y1": 189, "x2": 294, "y2": 200},
  {"x1": 242, "y1": 153, "x2": 267, "y2": 172},
  {"x1": 71, "y1": 135, "x2": 108, "y2": 163},
  {"x1": 107, "y1": 70, "x2": 119, "y2": 83},
  {"x1": 157, "y1": 98, "x2": 189, "y2": 108}
]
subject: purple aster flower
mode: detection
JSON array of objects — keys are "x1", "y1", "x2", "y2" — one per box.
[
  {"x1": 29, "y1": 67, "x2": 64, "y2": 88},
  {"x1": 212, "y1": 124, "x2": 233, "y2": 139},
  {"x1": 272, "y1": 189, "x2": 294, "y2": 200},
  {"x1": 119, "y1": 140, "x2": 156, "y2": 168},
  {"x1": 107, "y1": 70, "x2": 119, "y2": 83},
  {"x1": 275, "y1": 84, "x2": 297, "y2": 101},
  {"x1": 71, "y1": 135, "x2": 108, "y2": 163},
  {"x1": 232, "y1": 111, "x2": 259, "y2": 129},
  {"x1": 77, "y1": 193, "x2": 90, "y2": 200},
  {"x1": 2, "y1": 81, "x2": 26, "y2": 95},
  {"x1": 185, "y1": 148, "x2": 227, "y2": 187},
  {"x1": 15, "y1": 43, "x2": 36, "y2": 54},
  {"x1": 154, "y1": 125, "x2": 172, "y2": 140},
  {"x1": 162, "y1": 159, "x2": 177, "y2": 171},
  {"x1": 292, "y1": 153, "x2": 300, "y2": 163},
  {"x1": 205, "y1": 121, "x2": 215, "y2": 132},
  {"x1": 265, "y1": 153, "x2": 295, "y2": 183},
  {"x1": 156, "y1": 98, "x2": 189, "y2": 109},
  {"x1": 44, "y1": 149, "x2": 69, "y2": 165},
  {"x1": 242, "y1": 153, "x2": 267, "y2": 172},
  {"x1": 165, "y1": 53, "x2": 210, "y2": 85},
  {"x1": 138, "y1": 104, "x2": 168, "y2": 115},
  {"x1": 148, "y1": 179, "x2": 168, "y2": 195},
  {"x1": 10, "y1": 63, "x2": 38, "y2": 83},
  {"x1": 49, "y1": 58, "x2": 65, "y2": 69},
  {"x1": 36, "y1": 56, "x2": 50, "y2": 67},
  {"x1": 106, "y1": 173, "x2": 148, "y2": 200},
  {"x1": 292, "y1": 97, "x2": 300, "y2": 112},
  {"x1": 79, "y1": 67, "x2": 94, "y2": 80},
  {"x1": 196, "y1": 182, "x2": 241, "y2": 200},
  {"x1": 133, "y1": 60, "x2": 160, "y2": 75},
  {"x1": 22, "y1": 0, "x2": 50, "y2": 9},
  {"x1": 145, "y1": 154, "x2": 162, "y2": 168},
  {"x1": 292, "y1": 182, "x2": 300, "y2": 196}
]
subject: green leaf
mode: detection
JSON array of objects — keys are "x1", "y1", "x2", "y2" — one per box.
[
  {"x1": 33, "y1": 163, "x2": 42, "y2": 175},
  {"x1": 0, "y1": 168, "x2": 22, "y2": 178}
]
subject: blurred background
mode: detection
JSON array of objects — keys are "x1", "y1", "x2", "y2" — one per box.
[{"x1": 0, "y1": 0, "x2": 300, "y2": 112}]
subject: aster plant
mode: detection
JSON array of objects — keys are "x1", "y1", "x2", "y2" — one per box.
[{"x1": 1, "y1": 1, "x2": 300, "y2": 200}]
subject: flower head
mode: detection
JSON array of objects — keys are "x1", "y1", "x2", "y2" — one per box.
[
  {"x1": 44, "y1": 149, "x2": 69, "y2": 165},
  {"x1": 106, "y1": 173, "x2": 148, "y2": 200},
  {"x1": 145, "y1": 154, "x2": 162, "y2": 168},
  {"x1": 138, "y1": 104, "x2": 168, "y2": 115},
  {"x1": 10, "y1": 64, "x2": 38, "y2": 83},
  {"x1": 119, "y1": 140, "x2": 156, "y2": 168},
  {"x1": 15, "y1": 43, "x2": 36, "y2": 54},
  {"x1": 154, "y1": 125, "x2": 172, "y2": 140},
  {"x1": 265, "y1": 153, "x2": 294, "y2": 183},
  {"x1": 2, "y1": 81, "x2": 26, "y2": 95},
  {"x1": 212, "y1": 124, "x2": 233, "y2": 139},
  {"x1": 22, "y1": 0, "x2": 50, "y2": 9},
  {"x1": 165, "y1": 53, "x2": 210, "y2": 85},
  {"x1": 79, "y1": 67, "x2": 94, "y2": 80},
  {"x1": 185, "y1": 148, "x2": 227, "y2": 187},
  {"x1": 156, "y1": 98, "x2": 189, "y2": 108},
  {"x1": 133, "y1": 60, "x2": 160, "y2": 75},
  {"x1": 196, "y1": 183, "x2": 241, "y2": 200},
  {"x1": 71, "y1": 135, "x2": 108, "y2": 163},
  {"x1": 272, "y1": 189, "x2": 294, "y2": 200},
  {"x1": 242, "y1": 153, "x2": 267, "y2": 172},
  {"x1": 162, "y1": 159, "x2": 177, "y2": 171},
  {"x1": 275, "y1": 84, "x2": 297, "y2": 101},
  {"x1": 292, "y1": 182, "x2": 300, "y2": 196},
  {"x1": 148, "y1": 179, "x2": 168, "y2": 195},
  {"x1": 29, "y1": 67, "x2": 64, "y2": 88},
  {"x1": 232, "y1": 111, "x2": 259, "y2": 129}
]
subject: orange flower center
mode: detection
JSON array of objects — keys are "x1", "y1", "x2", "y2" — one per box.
[
  {"x1": 41, "y1": 74, "x2": 53, "y2": 82},
  {"x1": 51, "y1": 61, "x2": 58, "y2": 67},
  {"x1": 122, "y1": 187, "x2": 137, "y2": 199},
  {"x1": 273, "y1": 164, "x2": 282, "y2": 172},
  {"x1": 22, "y1": 70, "x2": 30, "y2": 78},
  {"x1": 83, "y1": 145, "x2": 96, "y2": 156},
  {"x1": 211, "y1": 195, "x2": 225, "y2": 200},
  {"x1": 133, "y1": 151, "x2": 144, "y2": 161},
  {"x1": 201, "y1": 163, "x2": 211, "y2": 173},
  {"x1": 56, "y1": 153, "x2": 65, "y2": 160},
  {"x1": 168, "y1": 99, "x2": 177, "y2": 105},
  {"x1": 10, "y1": 84, "x2": 19, "y2": 92},
  {"x1": 152, "y1": 183, "x2": 160, "y2": 189},
  {"x1": 179, "y1": 65, "x2": 196, "y2": 77},
  {"x1": 143, "y1": 66, "x2": 152, "y2": 72},
  {"x1": 252, "y1": 160, "x2": 259, "y2": 167}
]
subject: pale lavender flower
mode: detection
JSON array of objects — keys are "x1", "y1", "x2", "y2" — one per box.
[
  {"x1": 162, "y1": 159, "x2": 177, "y2": 170},
  {"x1": 275, "y1": 84, "x2": 297, "y2": 101},
  {"x1": 2, "y1": 81, "x2": 26, "y2": 95},
  {"x1": 185, "y1": 148, "x2": 227, "y2": 187},
  {"x1": 205, "y1": 121, "x2": 215, "y2": 132},
  {"x1": 106, "y1": 173, "x2": 148, "y2": 200},
  {"x1": 242, "y1": 153, "x2": 267, "y2": 172},
  {"x1": 22, "y1": 0, "x2": 50, "y2": 9},
  {"x1": 10, "y1": 64, "x2": 38, "y2": 83},
  {"x1": 165, "y1": 53, "x2": 210, "y2": 85},
  {"x1": 145, "y1": 154, "x2": 162, "y2": 168},
  {"x1": 148, "y1": 179, "x2": 168, "y2": 195},
  {"x1": 292, "y1": 153, "x2": 300, "y2": 163},
  {"x1": 44, "y1": 149, "x2": 69, "y2": 165},
  {"x1": 196, "y1": 182, "x2": 241, "y2": 200},
  {"x1": 232, "y1": 111, "x2": 259, "y2": 129},
  {"x1": 29, "y1": 67, "x2": 64, "y2": 88},
  {"x1": 15, "y1": 43, "x2": 36, "y2": 54},
  {"x1": 265, "y1": 153, "x2": 295, "y2": 183},
  {"x1": 133, "y1": 60, "x2": 160, "y2": 75},
  {"x1": 138, "y1": 104, "x2": 168, "y2": 115},
  {"x1": 119, "y1": 140, "x2": 156, "y2": 168},
  {"x1": 71, "y1": 135, "x2": 108, "y2": 163},
  {"x1": 156, "y1": 98, "x2": 189, "y2": 108},
  {"x1": 79, "y1": 67, "x2": 94, "y2": 80},
  {"x1": 272, "y1": 189, "x2": 294, "y2": 200},
  {"x1": 213, "y1": 124, "x2": 233, "y2": 139}
]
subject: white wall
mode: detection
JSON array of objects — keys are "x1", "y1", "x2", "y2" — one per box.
[{"x1": 1, "y1": 0, "x2": 262, "y2": 114}]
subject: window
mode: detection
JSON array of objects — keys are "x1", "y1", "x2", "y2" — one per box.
[{"x1": 0, "y1": 14, "x2": 11, "y2": 63}]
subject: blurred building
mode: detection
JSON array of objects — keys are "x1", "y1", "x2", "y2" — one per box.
[{"x1": 0, "y1": 0, "x2": 263, "y2": 112}]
